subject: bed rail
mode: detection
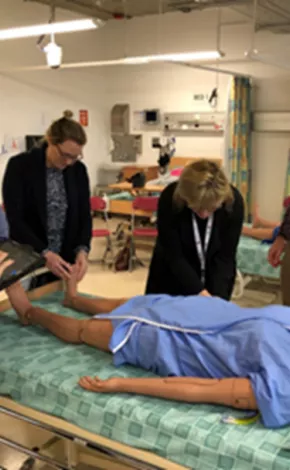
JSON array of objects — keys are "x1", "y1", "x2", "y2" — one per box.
[{"x1": 0, "y1": 401, "x2": 183, "y2": 470}]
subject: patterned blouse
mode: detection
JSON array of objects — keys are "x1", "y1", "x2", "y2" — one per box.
[{"x1": 46, "y1": 168, "x2": 68, "y2": 254}]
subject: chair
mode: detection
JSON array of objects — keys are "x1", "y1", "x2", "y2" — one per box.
[
  {"x1": 90, "y1": 196, "x2": 114, "y2": 265},
  {"x1": 129, "y1": 196, "x2": 159, "y2": 271}
]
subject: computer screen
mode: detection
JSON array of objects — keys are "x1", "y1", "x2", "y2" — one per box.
[
  {"x1": 145, "y1": 110, "x2": 159, "y2": 124},
  {"x1": 25, "y1": 135, "x2": 44, "y2": 152}
]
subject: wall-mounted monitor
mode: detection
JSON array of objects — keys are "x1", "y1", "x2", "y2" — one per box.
[
  {"x1": 25, "y1": 135, "x2": 44, "y2": 152},
  {"x1": 144, "y1": 109, "x2": 159, "y2": 125}
]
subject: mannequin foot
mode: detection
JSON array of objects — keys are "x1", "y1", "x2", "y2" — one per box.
[{"x1": 252, "y1": 204, "x2": 260, "y2": 228}]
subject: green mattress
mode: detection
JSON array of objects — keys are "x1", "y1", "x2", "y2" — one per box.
[
  {"x1": 1, "y1": 292, "x2": 290, "y2": 470},
  {"x1": 237, "y1": 235, "x2": 280, "y2": 279},
  {"x1": 108, "y1": 191, "x2": 134, "y2": 201}
]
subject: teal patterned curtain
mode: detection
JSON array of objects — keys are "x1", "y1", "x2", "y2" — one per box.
[{"x1": 227, "y1": 76, "x2": 252, "y2": 222}]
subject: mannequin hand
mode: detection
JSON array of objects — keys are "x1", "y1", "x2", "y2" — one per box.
[
  {"x1": 79, "y1": 376, "x2": 119, "y2": 393},
  {"x1": 44, "y1": 251, "x2": 72, "y2": 280},
  {"x1": 0, "y1": 251, "x2": 13, "y2": 277},
  {"x1": 268, "y1": 235, "x2": 286, "y2": 267},
  {"x1": 75, "y1": 251, "x2": 88, "y2": 282},
  {"x1": 199, "y1": 289, "x2": 211, "y2": 297}
]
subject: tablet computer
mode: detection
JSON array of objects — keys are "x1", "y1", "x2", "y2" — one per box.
[{"x1": 0, "y1": 240, "x2": 45, "y2": 291}]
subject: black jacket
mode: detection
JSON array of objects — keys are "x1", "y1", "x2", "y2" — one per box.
[
  {"x1": 145, "y1": 182, "x2": 244, "y2": 300},
  {"x1": 2, "y1": 144, "x2": 92, "y2": 264}
]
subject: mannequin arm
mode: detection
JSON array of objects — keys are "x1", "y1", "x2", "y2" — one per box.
[{"x1": 79, "y1": 376, "x2": 257, "y2": 411}]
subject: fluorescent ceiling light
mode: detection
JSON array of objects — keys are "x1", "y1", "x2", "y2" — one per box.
[
  {"x1": 152, "y1": 51, "x2": 222, "y2": 62},
  {"x1": 123, "y1": 57, "x2": 151, "y2": 65},
  {"x1": 123, "y1": 51, "x2": 222, "y2": 64},
  {"x1": 0, "y1": 19, "x2": 101, "y2": 41},
  {"x1": 60, "y1": 50, "x2": 223, "y2": 67}
]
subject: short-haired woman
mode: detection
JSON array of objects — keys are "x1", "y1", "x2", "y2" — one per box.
[
  {"x1": 145, "y1": 160, "x2": 244, "y2": 300},
  {"x1": 3, "y1": 111, "x2": 92, "y2": 286}
]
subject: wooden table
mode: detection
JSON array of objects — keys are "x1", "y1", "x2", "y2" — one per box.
[{"x1": 109, "y1": 182, "x2": 164, "y2": 193}]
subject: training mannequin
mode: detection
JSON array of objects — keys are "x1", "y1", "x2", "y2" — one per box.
[
  {"x1": 242, "y1": 204, "x2": 280, "y2": 243},
  {"x1": 7, "y1": 272, "x2": 290, "y2": 429}
]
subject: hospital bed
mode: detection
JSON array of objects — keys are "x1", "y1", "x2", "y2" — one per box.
[
  {"x1": 102, "y1": 157, "x2": 222, "y2": 218},
  {"x1": 1, "y1": 282, "x2": 290, "y2": 469},
  {"x1": 234, "y1": 234, "x2": 280, "y2": 299}
]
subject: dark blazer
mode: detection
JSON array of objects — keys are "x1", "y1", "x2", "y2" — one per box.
[
  {"x1": 2, "y1": 144, "x2": 92, "y2": 264},
  {"x1": 145, "y1": 182, "x2": 244, "y2": 300}
]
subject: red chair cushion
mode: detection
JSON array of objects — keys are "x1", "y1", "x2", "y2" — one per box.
[
  {"x1": 92, "y1": 229, "x2": 110, "y2": 237},
  {"x1": 133, "y1": 228, "x2": 158, "y2": 237}
]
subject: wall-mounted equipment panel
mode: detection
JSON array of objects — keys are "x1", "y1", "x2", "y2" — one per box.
[
  {"x1": 111, "y1": 134, "x2": 142, "y2": 163},
  {"x1": 163, "y1": 112, "x2": 225, "y2": 135}
]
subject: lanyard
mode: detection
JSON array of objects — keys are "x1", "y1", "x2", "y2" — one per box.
[{"x1": 192, "y1": 213, "x2": 214, "y2": 285}]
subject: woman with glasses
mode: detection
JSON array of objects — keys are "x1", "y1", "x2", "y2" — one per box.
[{"x1": 2, "y1": 110, "x2": 92, "y2": 287}]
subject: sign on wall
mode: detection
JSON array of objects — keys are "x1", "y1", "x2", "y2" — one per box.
[
  {"x1": 0, "y1": 135, "x2": 24, "y2": 157},
  {"x1": 79, "y1": 109, "x2": 89, "y2": 127}
]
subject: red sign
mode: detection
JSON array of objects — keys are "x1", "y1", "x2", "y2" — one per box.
[{"x1": 79, "y1": 109, "x2": 89, "y2": 127}]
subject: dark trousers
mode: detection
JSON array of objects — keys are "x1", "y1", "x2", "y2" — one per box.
[{"x1": 281, "y1": 243, "x2": 290, "y2": 306}]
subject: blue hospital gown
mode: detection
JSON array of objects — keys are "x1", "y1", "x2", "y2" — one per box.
[{"x1": 96, "y1": 295, "x2": 290, "y2": 429}]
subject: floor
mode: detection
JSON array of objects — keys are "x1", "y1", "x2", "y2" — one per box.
[{"x1": 0, "y1": 217, "x2": 282, "y2": 469}]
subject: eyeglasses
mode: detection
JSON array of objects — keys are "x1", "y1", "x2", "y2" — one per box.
[{"x1": 56, "y1": 144, "x2": 83, "y2": 162}]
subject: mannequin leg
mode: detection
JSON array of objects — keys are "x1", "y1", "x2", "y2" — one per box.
[
  {"x1": 252, "y1": 204, "x2": 279, "y2": 229},
  {"x1": 79, "y1": 376, "x2": 257, "y2": 410},
  {"x1": 25, "y1": 308, "x2": 113, "y2": 352},
  {"x1": 257, "y1": 218, "x2": 279, "y2": 230},
  {"x1": 242, "y1": 226, "x2": 274, "y2": 240},
  {"x1": 6, "y1": 281, "x2": 32, "y2": 324},
  {"x1": 64, "y1": 269, "x2": 128, "y2": 315},
  {"x1": 64, "y1": 295, "x2": 127, "y2": 316}
]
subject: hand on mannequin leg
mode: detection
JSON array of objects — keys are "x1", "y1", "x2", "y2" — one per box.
[{"x1": 78, "y1": 376, "x2": 257, "y2": 411}]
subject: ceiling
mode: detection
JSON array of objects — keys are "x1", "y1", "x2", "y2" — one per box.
[{"x1": 25, "y1": 0, "x2": 290, "y2": 33}]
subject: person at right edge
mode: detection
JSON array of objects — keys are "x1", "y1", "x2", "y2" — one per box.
[
  {"x1": 268, "y1": 206, "x2": 290, "y2": 305},
  {"x1": 145, "y1": 160, "x2": 244, "y2": 300}
]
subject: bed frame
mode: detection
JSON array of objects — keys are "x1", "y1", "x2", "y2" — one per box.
[
  {"x1": 106, "y1": 157, "x2": 222, "y2": 218},
  {"x1": 0, "y1": 281, "x2": 188, "y2": 470}
]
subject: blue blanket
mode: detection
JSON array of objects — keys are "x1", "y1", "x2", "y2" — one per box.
[{"x1": 97, "y1": 295, "x2": 290, "y2": 429}]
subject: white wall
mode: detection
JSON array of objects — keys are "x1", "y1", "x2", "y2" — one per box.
[
  {"x1": 1, "y1": 2, "x2": 290, "y2": 218},
  {"x1": 102, "y1": 65, "x2": 290, "y2": 220},
  {"x1": 103, "y1": 63, "x2": 230, "y2": 166},
  {"x1": 252, "y1": 80, "x2": 290, "y2": 220},
  {"x1": 0, "y1": 71, "x2": 108, "y2": 199},
  {"x1": 97, "y1": 17, "x2": 290, "y2": 221}
]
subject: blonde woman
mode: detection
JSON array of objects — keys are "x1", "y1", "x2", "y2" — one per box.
[{"x1": 146, "y1": 160, "x2": 244, "y2": 300}]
